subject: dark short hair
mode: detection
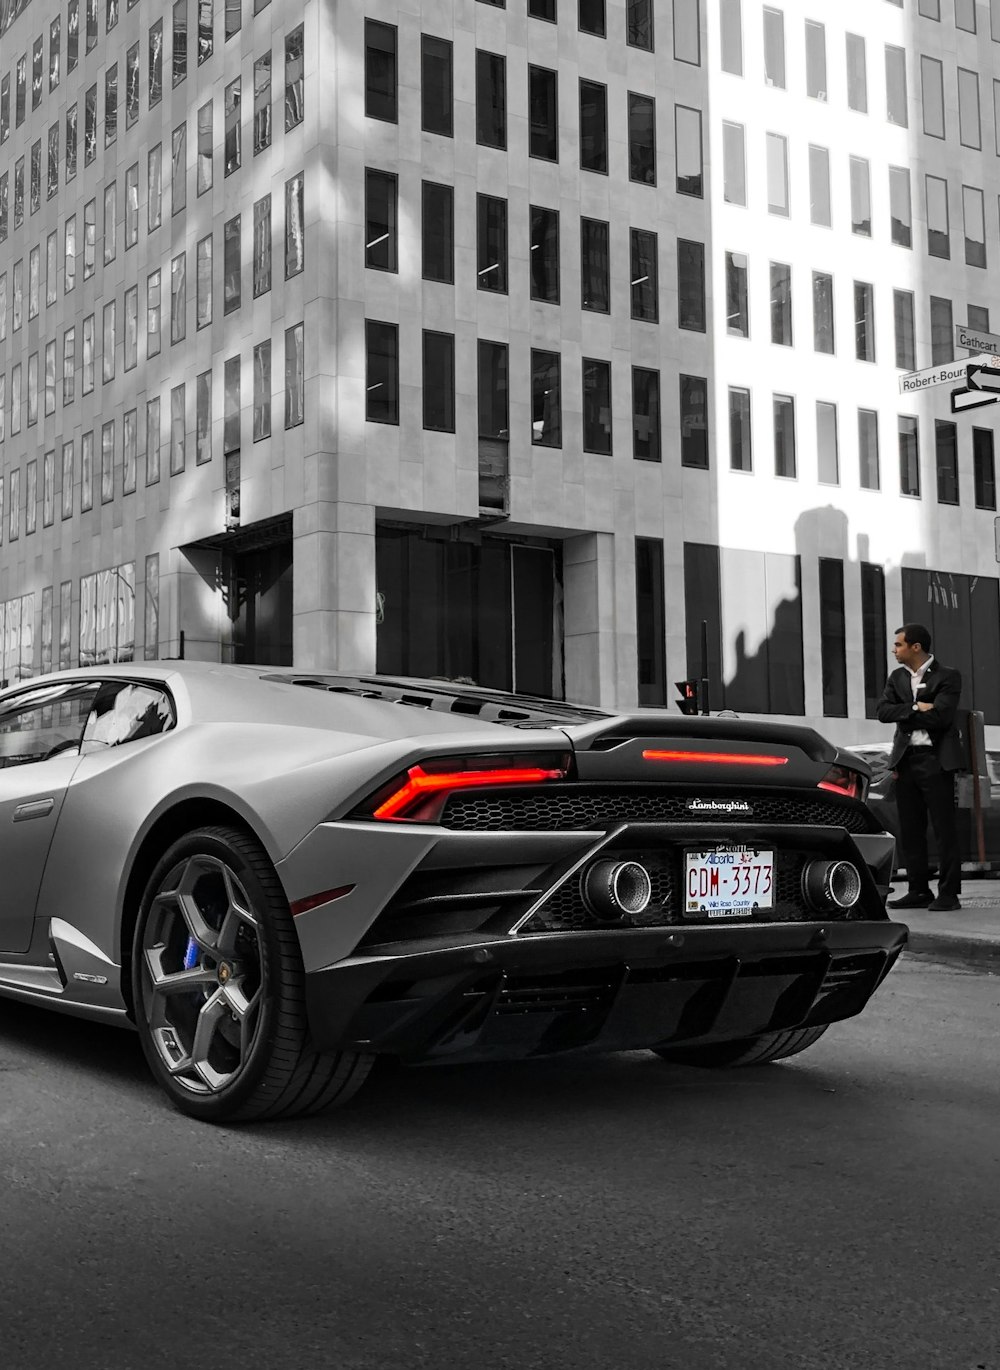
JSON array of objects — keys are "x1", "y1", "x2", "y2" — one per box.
[{"x1": 896, "y1": 622, "x2": 932, "y2": 652}]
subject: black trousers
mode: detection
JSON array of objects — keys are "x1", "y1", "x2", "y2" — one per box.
[{"x1": 895, "y1": 748, "x2": 960, "y2": 898}]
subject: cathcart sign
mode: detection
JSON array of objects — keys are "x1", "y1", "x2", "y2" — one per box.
[
  {"x1": 955, "y1": 324, "x2": 1000, "y2": 357},
  {"x1": 899, "y1": 354, "x2": 1000, "y2": 395}
]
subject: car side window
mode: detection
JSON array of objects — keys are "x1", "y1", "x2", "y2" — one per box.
[
  {"x1": 0, "y1": 682, "x2": 102, "y2": 767},
  {"x1": 81, "y1": 682, "x2": 176, "y2": 750}
]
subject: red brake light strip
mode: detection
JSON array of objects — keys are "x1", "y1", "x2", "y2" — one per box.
[
  {"x1": 642, "y1": 749, "x2": 789, "y2": 767},
  {"x1": 373, "y1": 763, "x2": 565, "y2": 821}
]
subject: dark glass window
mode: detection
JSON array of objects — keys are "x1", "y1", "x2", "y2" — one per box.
[
  {"x1": 629, "y1": 93, "x2": 656, "y2": 184},
  {"x1": 630, "y1": 228, "x2": 658, "y2": 322},
  {"x1": 366, "y1": 321, "x2": 398, "y2": 424},
  {"x1": 974, "y1": 429, "x2": 997, "y2": 510},
  {"x1": 579, "y1": 80, "x2": 608, "y2": 172},
  {"x1": 529, "y1": 66, "x2": 558, "y2": 160},
  {"x1": 627, "y1": 0, "x2": 654, "y2": 49},
  {"x1": 478, "y1": 341, "x2": 509, "y2": 439},
  {"x1": 930, "y1": 296, "x2": 953, "y2": 365},
  {"x1": 529, "y1": 0, "x2": 556, "y2": 17},
  {"x1": 729, "y1": 387, "x2": 751, "y2": 471},
  {"x1": 223, "y1": 358, "x2": 239, "y2": 455},
  {"x1": 926, "y1": 174, "x2": 949, "y2": 258},
  {"x1": 813, "y1": 272, "x2": 834, "y2": 354},
  {"x1": 422, "y1": 182, "x2": 454, "y2": 283},
  {"x1": 583, "y1": 359, "x2": 612, "y2": 454},
  {"x1": 773, "y1": 394, "x2": 796, "y2": 478},
  {"x1": 861, "y1": 562, "x2": 887, "y2": 719},
  {"x1": 531, "y1": 350, "x2": 561, "y2": 447},
  {"x1": 935, "y1": 419, "x2": 959, "y2": 504},
  {"x1": 105, "y1": 64, "x2": 118, "y2": 146},
  {"x1": 173, "y1": 0, "x2": 187, "y2": 86},
  {"x1": 529, "y1": 206, "x2": 559, "y2": 303},
  {"x1": 726, "y1": 252, "x2": 749, "y2": 337},
  {"x1": 423, "y1": 331, "x2": 455, "y2": 432},
  {"x1": 580, "y1": 217, "x2": 609, "y2": 312},
  {"x1": 198, "y1": 0, "x2": 213, "y2": 64},
  {"x1": 819, "y1": 559, "x2": 847, "y2": 717},
  {"x1": 224, "y1": 78, "x2": 241, "y2": 174},
  {"x1": 32, "y1": 35, "x2": 43, "y2": 110},
  {"x1": 477, "y1": 195, "x2": 508, "y2": 293},
  {"x1": 225, "y1": 0, "x2": 240, "y2": 40},
  {"x1": 68, "y1": 1, "x2": 79, "y2": 71},
  {"x1": 150, "y1": 21, "x2": 163, "y2": 106},
  {"x1": 285, "y1": 25, "x2": 304, "y2": 131},
  {"x1": 224, "y1": 214, "x2": 240, "y2": 314},
  {"x1": 677, "y1": 239, "x2": 705, "y2": 331},
  {"x1": 422, "y1": 36, "x2": 453, "y2": 136},
  {"x1": 859, "y1": 409, "x2": 879, "y2": 490},
  {"x1": 366, "y1": 21, "x2": 397, "y2": 123},
  {"x1": 675, "y1": 103, "x2": 702, "y2": 195},
  {"x1": 894, "y1": 290, "x2": 915, "y2": 370},
  {"x1": 889, "y1": 166, "x2": 911, "y2": 247},
  {"x1": 365, "y1": 170, "x2": 398, "y2": 272},
  {"x1": 636, "y1": 538, "x2": 666, "y2": 706},
  {"x1": 678, "y1": 374, "x2": 707, "y2": 468},
  {"x1": 770, "y1": 262, "x2": 791, "y2": 345},
  {"x1": 126, "y1": 42, "x2": 140, "y2": 126},
  {"x1": 899, "y1": 415, "x2": 920, "y2": 497},
  {"x1": 634, "y1": 368, "x2": 661, "y2": 462},
  {"x1": 854, "y1": 281, "x2": 875, "y2": 362},
  {"x1": 476, "y1": 51, "x2": 506, "y2": 148},
  {"x1": 579, "y1": 0, "x2": 605, "y2": 35}
]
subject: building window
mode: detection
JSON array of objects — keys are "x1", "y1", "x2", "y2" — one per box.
[
  {"x1": 893, "y1": 289, "x2": 916, "y2": 371},
  {"x1": 196, "y1": 235, "x2": 213, "y2": 329},
  {"x1": 861, "y1": 562, "x2": 887, "y2": 719},
  {"x1": 918, "y1": 0, "x2": 940, "y2": 17},
  {"x1": 84, "y1": 198, "x2": 95, "y2": 276},
  {"x1": 150, "y1": 19, "x2": 163, "y2": 105},
  {"x1": 678, "y1": 239, "x2": 706, "y2": 331},
  {"x1": 365, "y1": 170, "x2": 398, "y2": 272},
  {"x1": 198, "y1": 0, "x2": 213, "y2": 64},
  {"x1": 47, "y1": 122, "x2": 59, "y2": 200},
  {"x1": 123, "y1": 164, "x2": 138, "y2": 249},
  {"x1": 477, "y1": 51, "x2": 506, "y2": 148},
  {"x1": 61, "y1": 443, "x2": 74, "y2": 519},
  {"x1": 82, "y1": 431, "x2": 96, "y2": 511},
  {"x1": 850, "y1": 157, "x2": 871, "y2": 236},
  {"x1": 889, "y1": 166, "x2": 911, "y2": 248},
  {"x1": 65, "y1": 216, "x2": 77, "y2": 292},
  {"x1": 921, "y1": 55, "x2": 945, "y2": 138},
  {"x1": 581, "y1": 218, "x2": 610, "y2": 312},
  {"x1": 974, "y1": 429, "x2": 997, "y2": 510},
  {"x1": 627, "y1": 0, "x2": 654, "y2": 50},
  {"x1": 46, "y1": 231, "x2": 57, "y2": 304},
  {"x1": 195, "y1": 369, "x2": 211, "y2": 463},
  {"x1": 224, "y1": 215, "x2": 240, "y2": 313},
  {"x1": 635, "y1": 538, "x2": 666, "y2": 707},
  {"x1": 147, "y1": 270, "x2": 161, "y2": 358},
  {"x1": 773, "y1": 394, "x2": 796, "y2": 478},
  {"x1": 529, "y1": 0, "x2": 557, "y2": 18},
  {"x1": 899, "y1": 415, "x2": 920, "y2": 497},
  {"x1": 253, "y1": 342, "x2": 270, "y2": 442},
  {"x1": 926, "y1": 175, "x2": 949, "y2": 258},
  {"x1": 726, "y1": 251, "x2": 749, "y2": 338},
  {"x1": 674, "y1": 0, "x2": 701, "y2": 63},
  {"x1": 253, "y1": 196, "x2": 271, "y2": 296},
  {"x1": 956, "y1": 67, "x2": 981, "y2": 151},
  {"x1": 254, "y1": 53, "x2": 271, "y2": 153},
  {"x1": 579, "y1": 81, "x2": 608, "y2": 173},
  {"x1": 678, "y1": 373, "x2": 706, "y2": 469},
  {"x1": 146, "y1": 399, "x2": 160, "y2": 484},
  {"x1": 148, "y1": 144, "x2": 162, "y2": 230},
  {"x1": 632, "y1": 367, "x2": 662, "y2": 463},
  {"x1": 101, "y1": 421, "x2": 114, "y2": 502},
  {"x1": 885, "y1": 45, "x2": 907, "y2": 126},
  {"x1": 62, "y1": 326, "x2": 75, "y2": 404},
  {"x1": 935, "y1": 420, "x2": 959, "y2": 504},
  {"x1": 285, "y1": 172, "x2": 304, "y2": 277},
  {"x1": 674, "y1": 104, "x2": 701, "y2": 196},
  {"x1": 366, "y1": 321, "x2": 398, "y2": 424},
  {"x1": 627, "y1": 92, "x2": 657, "y2": 184},
  {"x1": 423, "y1": 36, "x2": 453, "y2": 138},
  {"x1": 854, "y1": 281, "x2": 875, "y2": 362},
  {"x1": 819, "y1": 559, "x2": 847, "y2": 717},
  {"x1": 422, "y1": 182, "x2": 454, "y2": 283},
  {"x1": 630, "y1": 229, "x2": 658, "y2": 322},
  {"x1": 122, "y1": 408, "x2": 136, "y2": 494},
  {"x1": 85, "y1": 84, "x2": 97, "y2": 164},
  {"x1": 579, "y1": 0, "x2": 605, "y2": 37},
  {"x1": 172, "y1": 123, "x2": 187, "y2": 214},
  {"x1": 68, "y1": 1, "x2": 79, "y2": 72},
  {"x1": 964, "y1": 186, "x2": 986, "y2": 268},
  {"x1": 365, "y1": 21, "x2": 397, "y2": 123},
  {"x1": 969, "y1": 304, "x2": 990, "y2": 333},
  {"x1": 223, "y1": 359, "x2": 239, "y2": 454},
  {"x1": 225, "y1": 0, "x2": 240, "y2": 41},
  {"x1": 846, "y1": 33, "x2": 867, "y2": 112},
  {"x1": 729, "y1": 387, "x2": 752, "y2": 471},
  {"x1": 44, "y1": 340, "x2": 56, "y2": 415},
  {"x1": 723, "y1": 122, "x2": 746, "y2": 206},
  {"x1": 816, "y1": 401, "x2": 838, "y2": 485},
  {"x1": 224, "y1": 78, "x2": 240, "y2": 175},
  {"x1": 805, "y1": 20, "x2": 826, "y2": 100},
  {"x1": 809, "y1": 145, "x2": 831, "y2": 226},
  {"x1": 173, "y1": 0, "x2": 188, "y2": 86},
  {"x1": 531, "y1": 349, "x2": 561, "y2": 447},
  {"x1": 721, "y1": 0, "x2": 743, "y2": 75},
  {"x1": 478, "y1": 340, "x2": 509, "y2": 440},
  {"x1": 285, "y1": 25, "x2": 303, "y2": 130},
  {"x1": 766, "y1": 133, "x2": 789, "y2": 216},
  {"x1": 171, "y1": 252, "x2": 186, "y2": 343},
  {"x1": 477, "y1": 195, "x2": 508, "y2": 293},
  {"x1": 423, "y1": 331, "x2": 456, "y2": 433},
  {"x1": 124, "y1": 285, "x2": 137, "y2": 369},
  {"x1": 582, "y1": 359, "x2": 612, "y2": 454},
  {"x1": 66, "y1": 106, "x2": 77, "y2": 180},
  {"x1": 770, "y1": 262, "x2": 791, "y2": 346},
  {"x1": 529, "y1": 206, "x2": 559, "y2": 304},
  {"x1": 762, "y1": 7, "x2": 785, "y2": 88},
  {"x1": 529, "y1": 66, "x2": 557, "y2": 160},
  {"x1": 197, "y1": 101, "x2": 213, "y2": 194},
  {"x1": 171, "y1": 383, "x2": 186, "y2": 473},
  {"x1": 930, "y1": 296, "x2": 953, "y2": 364},
  {"x1": 28, "y1": 246, "x2": 39, "y2": 318}
]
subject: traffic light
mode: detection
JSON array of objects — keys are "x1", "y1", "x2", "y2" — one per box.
[{"x1": 675, "y1": 680, "x2": 699, "y2": 715}]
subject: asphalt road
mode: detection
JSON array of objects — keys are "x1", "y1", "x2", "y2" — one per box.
[{"x1": 0, "y1": 957, "x2": 997, "y2": 1370}]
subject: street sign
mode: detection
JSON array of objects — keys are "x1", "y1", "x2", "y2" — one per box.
[
  {"x1": 950, "y1": 387, "x2": 1000, "y2": 414},
  {"x1": 899, "y1": 354, "x2": 1000, "y2": 395},
  {"x1": 967, "y1": 364, "x2": 1000, "y2": 393},
  {"x1": 955, "y1": 324, "x2": 1000, "y2": 356}
]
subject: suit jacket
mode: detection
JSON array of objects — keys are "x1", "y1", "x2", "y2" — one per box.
[{"x1": 875, "y1": 659, "x2": 965, "y2": 771}]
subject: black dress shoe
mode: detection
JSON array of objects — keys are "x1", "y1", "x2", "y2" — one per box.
[
  {"x1": 927, "y1": 896, "x2": 961, "y2": 911},
  {"x1": 887, "y1": 890, "x2": 934, "y2": 908}
]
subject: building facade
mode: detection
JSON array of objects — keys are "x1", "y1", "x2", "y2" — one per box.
[{"x1": 1, "y1": 0, "x2": 1000, "y2": 745}]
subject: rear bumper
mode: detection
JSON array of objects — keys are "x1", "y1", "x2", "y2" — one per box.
[{"x1": 304, "y1": 920, "x2": 908, "y2": 1064}]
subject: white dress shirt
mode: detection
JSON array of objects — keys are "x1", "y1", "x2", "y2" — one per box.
[{"x1": 907, "y1": 655, "x2": 934, "y2": 747}]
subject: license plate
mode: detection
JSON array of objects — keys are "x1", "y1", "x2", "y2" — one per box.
[{"x1": 684, "y1": 847, "x2": 774, "y2": 918}]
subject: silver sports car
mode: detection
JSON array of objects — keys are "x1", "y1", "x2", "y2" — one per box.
[{"x1": 0, "y1": 663, "x2": 905, "y2": 1123}]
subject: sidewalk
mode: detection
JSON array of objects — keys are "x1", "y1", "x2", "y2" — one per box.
[{"x1": 894, "y1": 879, "x2": 1000, "y2": 970}]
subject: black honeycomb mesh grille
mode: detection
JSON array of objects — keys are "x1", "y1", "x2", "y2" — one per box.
[{"x1": 440, "y1": 786, "x2": 877, "y2": 834}]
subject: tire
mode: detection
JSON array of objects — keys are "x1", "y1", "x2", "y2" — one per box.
[
  {"x1": 652, "y1": 1024, "x2": 830, "y2": 1069},
  {"x1": 132, "y1": 824, "x2": 373, "y2": 1123}
]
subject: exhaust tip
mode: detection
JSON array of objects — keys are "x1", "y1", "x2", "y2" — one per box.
[
  {"x1": 802, "y1": 859, "x2": 862, "y2": 912},
  {"x1": 581, "y1": 860, "x2": 652, "y2": 921}
]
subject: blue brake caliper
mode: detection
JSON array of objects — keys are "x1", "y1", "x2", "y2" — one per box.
[{"x1": 183, "y1": 937, "x2": 199, "y2": 971}]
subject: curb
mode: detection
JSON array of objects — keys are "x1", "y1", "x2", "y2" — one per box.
[{"x1": 903, "y1": 932, "x2": 1000, "y2": 971}]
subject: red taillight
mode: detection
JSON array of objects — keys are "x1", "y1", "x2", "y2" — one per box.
[
  {"x1": 642, "y1": 749, "x2": 789, "y2": 767},
  {"x1": 366, "y1": 755, "x2": 568, "y2": 822},
  {"x1": 289, "y1": 885, "x2": 355, "y2": 917},
  {"x1": 818, "y1": 764, "x2": 867, "y2": 801}
]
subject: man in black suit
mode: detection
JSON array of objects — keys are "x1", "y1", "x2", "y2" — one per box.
[{"x1": 876, "y1": 623, "x2": 964, "y2": 911}]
